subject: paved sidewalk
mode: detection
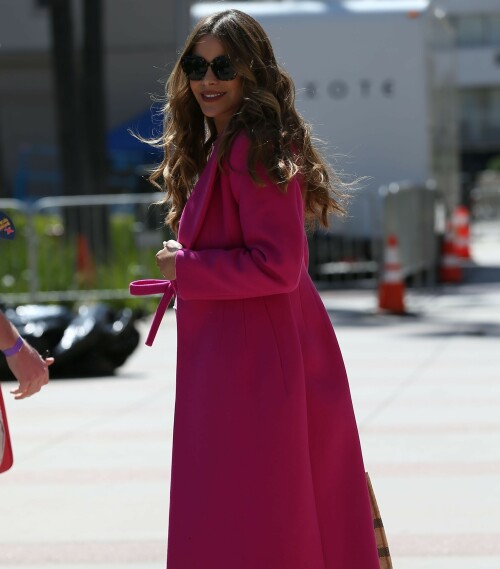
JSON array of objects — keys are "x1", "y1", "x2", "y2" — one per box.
[{"x1": 0, "y1": 226, "x2": 499, "y2": 568}]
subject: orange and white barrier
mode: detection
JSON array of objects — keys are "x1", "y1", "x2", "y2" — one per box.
[
  {"x1": 378, "y1": 234, "x2": 405, "y2": 314},
  {"x1": 439, "y1": 224, "x2": 462, "y2": 284},
  {"x1": 452, "y1": 205, "x2": 471, "y2": 260}
]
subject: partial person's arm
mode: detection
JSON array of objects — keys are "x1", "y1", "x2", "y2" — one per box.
[
  {"x1": 0, "y1": 311, "x2": 53, "y2": 399},
  {"x1": 173, "y1": 135, "x2": 305, "y2": 300}
]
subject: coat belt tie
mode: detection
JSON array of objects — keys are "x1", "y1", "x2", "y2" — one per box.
[{"x1": 129, "y1": 279, "x2": 176, "y2": 346}]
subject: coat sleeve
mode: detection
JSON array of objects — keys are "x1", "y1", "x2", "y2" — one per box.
[{"x1": 174, "y1": 136, "x2": 305, "y2": 301}]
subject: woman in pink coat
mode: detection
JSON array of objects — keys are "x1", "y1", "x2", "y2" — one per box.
[{"x1": 132, "y1": 9, "x2": 379, "y2": 569}]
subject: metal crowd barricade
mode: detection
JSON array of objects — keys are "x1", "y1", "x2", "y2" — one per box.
[
  {"x1": 0, "y1": 193, "x2": 168, "y2": 304},
  {"x1": 309, "y1": 180, "x2": 442, "y2": 287},
  {"x1": 1, "y1": 183, "x2": 442, "y2": 303},
  {"x1": 378, "y1": 180, "x2": 441, "y2": 286},
  {"x1": 307, "y1": 187, "x2": 380, "y2": 282}
]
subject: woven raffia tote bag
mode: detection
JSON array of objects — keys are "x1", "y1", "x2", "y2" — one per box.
[
  {"x1": 366, "y1": 473, "x2": 393, "y2": 568},
  {"x1": 0, "y1": 386, "x2": 14, "y2": 473}
]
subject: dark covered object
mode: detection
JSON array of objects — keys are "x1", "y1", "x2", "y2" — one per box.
[{"x1": 0, "y1": 304, "x2": 140, "y2": 378}]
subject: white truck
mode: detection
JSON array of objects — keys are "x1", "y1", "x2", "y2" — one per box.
[{"x1": 191, "y1": 1, "x2": 459, "y2": 240}]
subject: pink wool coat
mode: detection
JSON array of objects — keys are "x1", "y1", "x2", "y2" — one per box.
[{"x1": 134, "y1": 132, "x2": 379, "y2": 569}]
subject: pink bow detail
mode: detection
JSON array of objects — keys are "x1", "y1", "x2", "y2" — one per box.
[{"x1": 129, "y1": 279, "x2": 175, "y2": 346}]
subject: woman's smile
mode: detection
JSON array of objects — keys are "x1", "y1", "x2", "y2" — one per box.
[{"x1": 201, "y1": 90, "x2": 226, "y2": 102}]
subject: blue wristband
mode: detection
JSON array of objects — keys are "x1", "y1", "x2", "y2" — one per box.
[{"x1": 2, "y1": 336, "x2": 24, "y2": 357}]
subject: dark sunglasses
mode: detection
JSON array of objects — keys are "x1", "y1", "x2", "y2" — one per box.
[{"x1": 180, "y1": 54, "x2": 237, "y2": 81}]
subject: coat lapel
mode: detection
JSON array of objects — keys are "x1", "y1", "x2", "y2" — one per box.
[{"x1": 178, "y1": 149, "x2": 220, "y2": 249}]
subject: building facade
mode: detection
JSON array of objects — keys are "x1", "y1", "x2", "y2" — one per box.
[
  {"x1": 0, "y1": 0, "x2": 190, "y2": 197},
  {"x1": 1, "y1": 0, "x2": 500, "y2": 199},
  {"x1": 444, "y1": 0, "x2": 500, "y2": 185}
]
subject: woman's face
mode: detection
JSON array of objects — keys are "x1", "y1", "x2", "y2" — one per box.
[{"x1": 189, "y1": 34, "x2": 244, "y2": 134}]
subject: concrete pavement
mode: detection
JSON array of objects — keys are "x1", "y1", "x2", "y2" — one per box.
[{"x1": 1, "y1": 224, "x2": 499, "y2": 568}]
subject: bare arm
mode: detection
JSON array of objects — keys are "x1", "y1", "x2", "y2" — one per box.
[{"x1": 0, "y1": 311, "x2": 53, "y2": 399}]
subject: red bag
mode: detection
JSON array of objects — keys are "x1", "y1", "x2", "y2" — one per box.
[{"x1": 0, "y1": 386, "x2": 13, "y2": 473}]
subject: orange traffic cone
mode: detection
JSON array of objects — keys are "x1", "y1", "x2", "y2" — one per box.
[
  {"x1": 439, "y1": 224, "x2": 462, "y2": 283},
  {"x1": 378, "y1": 234, "x2": 405, "y2": 314},
  {"x1": 76, "y1": 234, "x2": 96, "y2": 287},
  {"x1": 452, "y1": 205, "x2": 471, "y2": 259}
]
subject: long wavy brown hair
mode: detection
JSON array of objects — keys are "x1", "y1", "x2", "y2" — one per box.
[{"x1": 149, "y1": 9, "x2": 349, "y2": 235}]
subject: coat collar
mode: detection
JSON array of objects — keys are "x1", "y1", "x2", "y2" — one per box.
[{"x1": 178, "y1": 144, "x2": 220, "y2": 249}]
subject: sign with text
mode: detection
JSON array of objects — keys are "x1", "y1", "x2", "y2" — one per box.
[{"x1": 0, "y1": 212, "x2": 16, "y2": 240}]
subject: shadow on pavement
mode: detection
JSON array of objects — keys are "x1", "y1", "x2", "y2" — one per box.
[
  {"x1": 463, "y1": 264, "x2": 500, "y2": 284},
  {"x1": 325, "y1": 258, "x2": 500, "y2": 334},
  {"x1": 403, "y1": 319, "x2": 500, "y2": 338},
  {"x1": 327, "y1": 308, "x2": 421, "y2": 328}
]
